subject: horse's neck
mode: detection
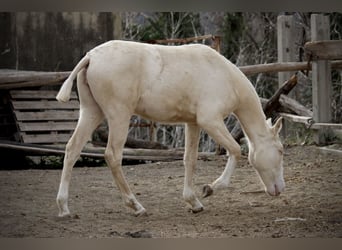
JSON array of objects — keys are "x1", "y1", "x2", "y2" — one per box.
[{"x1": 235, "y1": 96, "x2": 270, "y2": 146}]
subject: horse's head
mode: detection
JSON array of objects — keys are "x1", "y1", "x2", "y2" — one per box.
[{"x1": 248, "y1": 117, "x2": 285, "y2": 196}]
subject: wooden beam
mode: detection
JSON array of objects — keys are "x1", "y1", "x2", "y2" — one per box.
[
  {"x1": 0, "y1": 79, "x2": 65, "y2": 89},
  {"x1": 1, "y1": 61, "x2": 342, "y2": 90},
  {"x1": 279, "y1": 113, "x2": 314, "y2": 128},
  {"x1": 0, "y1": 140, "x2": 214, "y2": 162},
  {"x1": 310, "y1": 123, "x2": 342, "y2": 130},
  {"x1": 319, "y1": 146, "x2": 342, "y2": 157},
  {"x1": 0, "y1": 70, "x2": 70, "y2": 89},
  {"x1": 239, "y1": 60, "x2": 342, "y2": 76},
  {"x1": 149, "y1": 34, "x2": 217, "y2": 44},
  {"x1": 305, "y1": 40, "x2": 342, "y2": 60},
  {"x1": 280, "y1": 113, "x2": 342, "y2": 130},
  {"x1": 0, "y1": 70, "x2": 70, "y2": 84},
  {"x1": 240, "y1": 62, "x2": 308, "y2": 75}
]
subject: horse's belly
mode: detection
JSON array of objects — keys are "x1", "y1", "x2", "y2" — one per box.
[{"x1": 134, "y1": 93, "x2": 197, "y2": 123}]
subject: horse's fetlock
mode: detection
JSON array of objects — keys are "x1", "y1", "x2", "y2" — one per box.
[
  {"x1": 183, "y1": 189, "x2": 195, "y2": 202},
  {"x1": 124, "y1": 198, "x2": 135, "y2": 208}
]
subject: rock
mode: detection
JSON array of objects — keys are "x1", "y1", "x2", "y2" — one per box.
[{"x1": 124, "y1": 230, "x2": 152, "y2": 238}]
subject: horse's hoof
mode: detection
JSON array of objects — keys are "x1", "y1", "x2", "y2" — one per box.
[
  {"x1": 202, "y1": 184, "x2": 213, "y2": 198},
  {"x1": 190, "y1": 206, "x2": 204, "y2": 214},
  {"x1": 58, "y1": 210, "x2": 71, "y2": 218},
  {"x1": 134, "y1": 207, "x2": 147, "y2": 217},
  {"x1": 56, "y1": 213, "x2": 72, "y2": 221}
]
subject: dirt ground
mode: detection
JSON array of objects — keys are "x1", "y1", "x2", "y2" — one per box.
[{"x1": 0, "y1": 145, "x2": 341, "y2": 238}]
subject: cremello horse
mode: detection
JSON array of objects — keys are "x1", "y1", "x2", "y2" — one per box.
[{"x1": 56, "y1": 40, "x2": 285, "y2": 217}]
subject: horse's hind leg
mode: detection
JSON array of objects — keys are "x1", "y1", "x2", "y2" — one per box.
[
  {"x1": 56, "y1": 69, "x2": 104, "y2": 217},
  {"x1": 198, "y1": 117, "x2": 241, "y2": 198}
]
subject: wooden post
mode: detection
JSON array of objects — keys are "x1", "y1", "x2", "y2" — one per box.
[
  {"x1": 277, "y1": 15, "x2": 296, "y2": 86},
  {"x1": 277, "y1": 15, "x2": 296, "y2": 137},
  {"x1": 149, "y1": 121, "x2": 157, "y2": 142},
  {"x1": 311, "y1": 14, "x2": 332, "y2": 145}
]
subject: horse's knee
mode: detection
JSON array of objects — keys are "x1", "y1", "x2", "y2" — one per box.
[{"x1": 104, "y1": 148, "x2": 111, "y2": 161}]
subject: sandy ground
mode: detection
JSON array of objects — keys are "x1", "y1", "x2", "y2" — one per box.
[{"x1": 0, "y1": 145, "x2": 341, "y2": 238}]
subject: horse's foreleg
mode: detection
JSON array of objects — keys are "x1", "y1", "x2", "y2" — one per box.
[
  {"x1": 105, "y1": 111, "x2": 146, "y2": 216},
  {"x1": 199, "y1": 118, "x2": 241, "y2": 198},
  {"x1": 183, "y1": 123, "x2": 203, "y2": 213}
]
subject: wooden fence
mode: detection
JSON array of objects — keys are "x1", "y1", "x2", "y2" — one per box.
[
  {"x1": 278, "y1": 14, "x2": 342, "y2": 144},
  {"x1": 0, "y1": 20, "x2": 341, "y2": 160}
]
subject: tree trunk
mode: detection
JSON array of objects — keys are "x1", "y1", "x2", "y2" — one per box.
[{"x1": 279, "y1": 95, "x2": 313, "y2": 117}]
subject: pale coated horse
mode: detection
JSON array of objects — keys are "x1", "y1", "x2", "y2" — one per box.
[{"x1": 56, "y1": 40, "x2": 285, "y2": 217}]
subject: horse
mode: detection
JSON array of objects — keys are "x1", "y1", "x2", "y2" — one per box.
[{"x1": 56, "y1": 40, "x2": 285, "y2": 217}]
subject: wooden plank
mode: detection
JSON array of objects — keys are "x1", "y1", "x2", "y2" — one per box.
[
  {"x1": 20, "y1": 133, "x2": 72, "y2": 144},
  {"x1": 305, "y1": 40, "x2": 342, "y2": 60},
  {"x1": 10, "y1": 90, "x2": 78, "y2": 100},
  {"x1": 18, "y1": 121, "x2": 77, "y2": 132},
  {"x1": 12, "y1": 100, "x2": 79, "y2": 110},
  {"x1": 14, "y1": 110, "x2": 79, "y2": 121}
]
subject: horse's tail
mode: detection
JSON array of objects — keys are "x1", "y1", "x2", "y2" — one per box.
[{"x1": 56, "y1": 54, "x2": 90, "y2": 102}]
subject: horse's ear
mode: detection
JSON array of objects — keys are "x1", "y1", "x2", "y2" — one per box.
[
  {"x1": 266, "y1": 118, "x2": 272, "y2": 127},
  {"x1": 273, "y1": 117, "x2": 283, "y2": 135}
]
